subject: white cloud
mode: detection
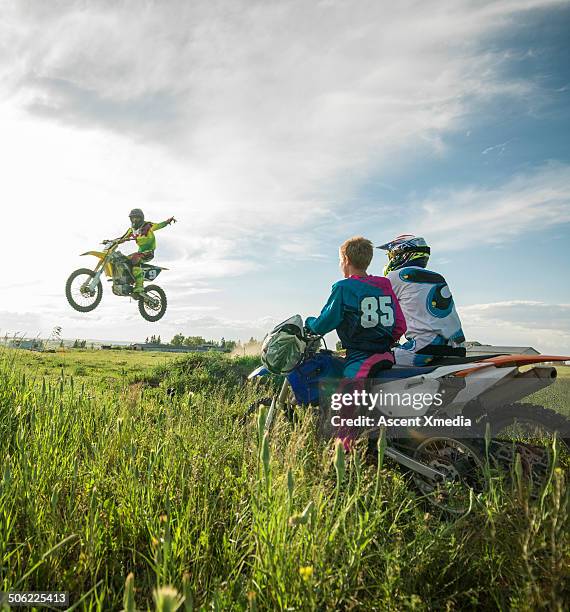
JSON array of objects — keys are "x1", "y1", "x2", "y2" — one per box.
[
  {"x1": 1, "y1": 0, "x2": 568, "y2": 340},
  {"x1": 322, "y1": 161, "x2": 570, "y2": 253},
  {"x1": 3, "y1": 0, "x2": 564, "y2": 214},
  {"x1": 412, "y1": 162, "x2": 570, "y2": 250},
  {"x1": 459, "y1": 300, "x2": 570, "y2": 354},
  {"x1": 0, "y1": 311, "x2": 42, "y2": 337}
]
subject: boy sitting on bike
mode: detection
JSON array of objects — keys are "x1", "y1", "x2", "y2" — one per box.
[
  {"x1": 305, "y1": 236, "x2": 406, "y2": 378},
  {"x1": 105, "y1": 208, "x2": 176, "y2": 295}
]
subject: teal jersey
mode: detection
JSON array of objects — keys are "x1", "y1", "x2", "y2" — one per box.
[{"x1": 306, "y1": 275, "x2": 407, "y2": 355}]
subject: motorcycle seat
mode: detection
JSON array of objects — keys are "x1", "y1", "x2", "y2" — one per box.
[
  {"x1": 369, "y1": 365, "x2": 438, "y2": 380},
  {"x1": 420, "y1": 353, "x2": 506, "y2": 366}
]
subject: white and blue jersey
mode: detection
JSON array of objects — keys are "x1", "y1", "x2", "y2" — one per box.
[{"x1": 387, "y1": 266, "x2": 465, "y2": 366}]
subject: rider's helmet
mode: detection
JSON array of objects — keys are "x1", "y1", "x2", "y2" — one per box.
[
  {"x1": 261, "y1": 315, "x2": 307, "y2": 375},
  {"x1": 129, "y1": 208, "x2": 145, "y2": 229},
  {"x1": 377, "y1": 234, "x2": 430, "y2": 275}
]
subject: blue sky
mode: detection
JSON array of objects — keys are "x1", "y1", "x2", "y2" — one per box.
[{"x1": 1, "y1": 0, "x2": 569, "y2": 353}]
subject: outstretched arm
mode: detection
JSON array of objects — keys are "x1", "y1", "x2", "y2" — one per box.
[
  {"x1": 151, "y1": 217, "x2": 177, "y2": 231},
  {"x1": 104, "y1": 228, "x2": 133, "y2": 245},
  {"x1": 305, "y1": 284, "x2": 344, "y2": 335}
]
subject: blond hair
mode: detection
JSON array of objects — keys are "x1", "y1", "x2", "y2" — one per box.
[{"x1": 340, "y1": 236, "x2": 374, "y2": 270}]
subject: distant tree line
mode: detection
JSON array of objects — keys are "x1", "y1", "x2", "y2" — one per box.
[
  {"x1": 165, "y1": 334, "x2": 257, "y2": 352},
  {"x1": 145, "y1": 334, "x2": 162, "y2": 344}
]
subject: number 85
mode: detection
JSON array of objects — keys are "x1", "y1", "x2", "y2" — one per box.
[{"x1": 360, "y1": 296, "x2": 394, "y2": 328}]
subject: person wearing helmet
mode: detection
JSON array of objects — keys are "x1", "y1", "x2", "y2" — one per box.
[
  {"x1": 305, "y1": 236, "x2": 406, "y2": 378},
  {"x1": 377, "y1": 235, "x2": 465, "y2": 366},
  {"x1": 106, "y1": 209, "x2": 176, "y2": 295}
]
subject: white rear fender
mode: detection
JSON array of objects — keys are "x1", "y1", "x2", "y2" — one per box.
[
  {"x1": 472, "y1": 365, "x2": 557, "y2": 410},
  {"x1": 368, "y1": 375, "x2": 442, "y2": 418},
  {"x1": 366, "y1": 362, "x2": 503, "y2": 418},
  {"x1": 450, "y1": 366, "x2": 516, "y2": 406}
]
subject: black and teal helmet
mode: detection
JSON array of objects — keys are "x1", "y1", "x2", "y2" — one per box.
[
  {"x1": 129, "y1": 208, "x2": 145, "y2": 229},
  {"x1": 377, "y1": 234, "x2": 431, "y2": 275}
]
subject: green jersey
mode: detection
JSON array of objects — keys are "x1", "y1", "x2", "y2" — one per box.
[{"x1": 123, "y1": 220, "x2": 169, "y2": 252}]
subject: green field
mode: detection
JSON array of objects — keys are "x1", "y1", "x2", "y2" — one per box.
[
  {"x1": 1, "y1": 349, "x2": 569, "y2": 611},
  {"x1": 4, "y1": 348, "x2": 180, "y2": 388}
]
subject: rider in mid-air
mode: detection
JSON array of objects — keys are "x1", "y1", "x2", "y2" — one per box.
[
  {"x1": 378, "y1": 234, "x2": 465, "y2": 366},
  {"x1": 105, "y1": 209, "x2": 176, "y2": 296},
  {"x1": 305, "y1": 236, "x2": 406, "y2": 378}
]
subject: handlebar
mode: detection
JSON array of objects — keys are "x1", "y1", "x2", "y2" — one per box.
[
  {"x1": 302, "y1": 326, "x2": 321, "y2": 340},
  {"x1": 302, "y1": 326, "x2": 329, "y2": 351}
]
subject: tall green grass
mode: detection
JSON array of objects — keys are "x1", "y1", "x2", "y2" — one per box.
[{"x1": 0, "y1": 351, "x2": 569, "y2": 610}]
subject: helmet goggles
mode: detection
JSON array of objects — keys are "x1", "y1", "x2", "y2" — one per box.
[{"x1": 377, "y1": 235, "x2": 430, "y2": 274}]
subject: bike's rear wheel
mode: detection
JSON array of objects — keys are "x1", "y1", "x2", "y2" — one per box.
[
  {"x1": 138, "y1": 284, "x2": 167, "y2": 322},
  {"x1": 412, "y1": 437, "x2": 486, "y2": 514},
  {"x1": 65, "y1": 268, "x2": 103, "y2": 312},
  {"x1": 484, "y1": 403, "x2": 570, "y2": 467}
]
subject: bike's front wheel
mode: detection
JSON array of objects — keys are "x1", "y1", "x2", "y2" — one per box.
[
  {"x1": 138, "y1": 284, "x2": 167, "y2": 322},
  {"x1": 242, "y1": 381, "x2": 296, "y2": 433},
  {"x1": 65, "y1": 268, "x2": 103, "y2": 312}
]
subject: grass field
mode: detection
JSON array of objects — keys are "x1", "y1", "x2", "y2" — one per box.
[
  {"x1": 4, "y1": 348, "x2": 180, "y2": 388},
  {"x1": 529, "y1": 365, "x2": 570, "y2": 418},
  {"x1": 1, "y1": 349, "x2": 569, "y2": 610}
]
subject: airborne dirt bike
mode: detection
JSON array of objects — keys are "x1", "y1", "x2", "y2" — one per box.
[
  {"x1": 246, "y1": 317, "x2": 570, "y2": 513},
  {"x1": 65, "y1": 239, "x2": 168, "y2": 322}
]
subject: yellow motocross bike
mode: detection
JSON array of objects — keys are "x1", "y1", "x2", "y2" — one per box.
[{"x1": 65, "y1": 239, "x2": 168, "y2": 322}]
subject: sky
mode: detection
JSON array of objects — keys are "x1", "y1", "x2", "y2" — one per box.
[{"x1": 1, "y1": 0, "x2": 569, "y2": 353}]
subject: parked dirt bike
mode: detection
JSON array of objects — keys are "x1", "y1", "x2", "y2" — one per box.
[
  {"x1": 246, "y1": 316, "x2": 570, "y2": 513},
  {"x1": 65, "y1": 239, "x2": 168, "y2": 322}
]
